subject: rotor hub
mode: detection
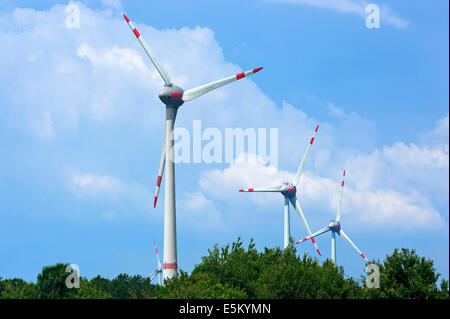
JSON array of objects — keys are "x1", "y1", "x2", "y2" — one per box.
[
  {"x1": 281, "y1": 184, "x2": 296, "y2": 198},
  {"x1": 329, "y1": 221, "x2": 340, "y2": 231},
  {"x1": 159, "y1": 85, "x2": 184, "y2": 107}
]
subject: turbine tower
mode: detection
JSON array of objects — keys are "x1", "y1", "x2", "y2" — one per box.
[
  {"x1": 123, "y1": 14, "x2": 263, "y2": 281},
  {"x1": 239, "y1": 124, "x2": 321, "y2": 255},
  {"x1": 148, "y1": 240, "x2": 162, "y2": 285},
  {"x1": 295, "y1": 170, "x2": 371, "y2": 264}
]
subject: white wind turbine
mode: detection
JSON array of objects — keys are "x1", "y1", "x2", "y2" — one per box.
[
  {"x1": 239, "y1": 124, "x2": 322, "y2": 255},
  {"x1": 148, "y1": 240, "x2": 162, "y2": 285},
  {"x1": 123, "y1": 14, "x2": 263, "y2": 281},
  {"x1": 295, "y1": 170, "x2": 371, "y2": 264}
]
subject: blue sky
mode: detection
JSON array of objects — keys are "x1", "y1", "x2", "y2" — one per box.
[{"x1": 0, "y1": 0, "x2": 448, "y2": 284}]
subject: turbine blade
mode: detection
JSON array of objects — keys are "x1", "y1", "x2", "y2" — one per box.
[
  {"x1": 339, "y1": 229, "x2": 371, "y2": 264},
  {"x1": 182, "y1": 67, "x2": 263, "y2": 102},
  {"x1": 154, "y1": 139, "x2": 165, "y2": 208},
  {"x1": 153, "y1": 240, "x2": 162, "y2": 268},
  {"x1": 239, "y1": 185, "x2": 282, "y2": 192},
  {"x1": 154, "y1": 110, "x2": 177, "y2": 208},
  {"x1": 284, "y1": 197, "x2": 290, "y2": 249},
  {"x1": 292, "y1": 124, "x2": 319, "y2": 186},
  {"x1": 295, "y1": 226, "x2": 330, "y2": 244},
  {"x1": 290, "y1": 196, "x2": 322, "y2": 256},
  {"x1": 123, "y1": 14, "x2": 172, "y2": 86},
  {"x1": 336, "y1": 170, "x2": 345, "y2": 222},
  {"x1": 148, "y1": 270, "x2": 158, "y2": 281}
]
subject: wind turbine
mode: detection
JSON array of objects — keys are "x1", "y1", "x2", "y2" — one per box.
[
  {"x1": 239, "y1": 124, "x2": 321, "y2": 255},
  {"x1": 295, "y1": 170, "x2": 371, "y2": 264},
  {"x1": 123, "y1": 14, "x2": 263, "y2": 281},
  {"x1": 148, "y1": 240, "x2": 162, "y2": 285}
]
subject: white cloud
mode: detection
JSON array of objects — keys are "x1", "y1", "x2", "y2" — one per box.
[
  {"x1": 101, "y1": 0, "x2": 122, "y2": 12},
  {"x1": 72, "y1": 173, "x2": 123, "y2": 197},
  {"x1": 343, "y1": 117, "x2": 449, "y2": 203},
  {"x1": 179, "y1": 192, "x2": 227, "y2": 231},
  {"x1": 383, "y1": 142, "x2": 448, "y2": 170},
  {"x1": 327, "y1": 103, "x2": 377, "y2": 152},
  {"x1": 33, "y1": 111, "x2": 55, "y2": 142},
  {"x1": 432, "y1": 114, "x2": 449, "y2": 138},
  {"x1": 70, "y1": 173, "x2": 153, "y2": 217},
  {"x1": 182, "y1": 191, "x2": 216, "y2": 212},
  {"x1": 192, "y1": 112, "x2": 448, "y2": 231},
  {"x1": 0, "y1": 3, "x2": 445, "y2": 234},
  {"x1": 196, "y1": 153, "x2": 445, "y2": 230},
  {"x1": 348, "y1": 188, "x2": 442, "y2": 228},
  {"x1": 199, "y1": 153, "x2": 293, "y2": 203},
  {"x1": 0, "y1": 4, "x2": 226, "y2": 140},
  {"x1": 77, "y1": 44, "x2": 148, "y2": 74},
  {"x1": 266, "y1": 0, "x2": 409, "y2": 28},
  {"x1": 420, "y1": 113, "x2": 449, "y2": 149}
]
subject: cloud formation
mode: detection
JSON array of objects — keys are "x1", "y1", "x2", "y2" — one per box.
[
  {"x1": 266, "y1": 0, "x2": 409, "y2": 28},
  {"x1": 195, "y1": 114, "x2": 448, "y2": 231},
  {"x1": 70, "y1": 173, "x2": 153, "y2": 219},
  {"x1": 0, "y1": 3, "x2": 446, "y2": 235}
]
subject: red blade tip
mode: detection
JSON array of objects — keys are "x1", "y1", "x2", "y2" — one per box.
[
  {"x1": 239, "y1": 189, "x2": 244, "y2": 192},
  {"x1": 253, "y1": 67, "x2": 263, "y2": 73},
  {"x1": 154, "y1": 196, "x2": 158, "y2": 208},
  {"x1": 295, "y1": 241, "x2": 300, "y2": 245},
  {"x1": 317, "y1": 249, "x2": 322, "y2": 256},
  {"x1": 343, "y1": 170, "x2": 346, "y2": 176},
  {"x1": 123, "y1": 14, "x2": 130, "y2": 23},
  {"x1": 315, "y1": 124, "x2": 319, "y2": 132},
  {"x1": 156, "y1": 175, "x2": 162, "y2": 187}
]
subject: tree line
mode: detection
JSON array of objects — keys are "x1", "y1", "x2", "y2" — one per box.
[{"x1": 1, "y1": 238, "x2": 448, "y2": 299}]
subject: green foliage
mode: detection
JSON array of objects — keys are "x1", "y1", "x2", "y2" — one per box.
[
  {"x1": 107, "y1": 274, "x2": 153, "y2": 299},
  {"x1": 362, "y1": 248, "x2": 448, "y2": 299},
  {"x1": 437, "y1": 279, "x2": 449, "y2": 299},
  {"x1": 187, "y1": 237, "x2": 362, "y2": 298},
  {"x1": 0, "y1": 278, "x2": 37, "y2": 299},
  {"x1": 36, "y1": 263, "x2": 77, "y2": 299},
  {"x1": 0, "y1": 241, "x2": 447, "y2": 299},
  {"x1": 257, "y1": 254, "x2": 363, "y2": 299},
  {"x1": 154, "y1": 271, "x2": 248, "y2": 299},
  {"x1": 74, "y1": 278, "x2": 111, "y2": 299},
  {"x1": 192, "y1": 237, "x2": 261, "y2": 297}
]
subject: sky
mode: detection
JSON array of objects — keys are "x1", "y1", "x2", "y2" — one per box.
[{"x1": 0, "y1": 0, "x2": 448, "y2": 284}]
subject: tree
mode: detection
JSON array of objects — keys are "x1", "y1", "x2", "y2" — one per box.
[
  {"x1": 36, "y1": 263, "x2": 79, "y2": 299},
  {"x1": 107, "y1": 274, "x2": 153, "y2": 299},
  {"x1": 437, "y1": 279, "x2": 449, "y2": 299},
  {"x1": 363, "y1": 248, "x2": 448, "y2": 299},
  {"x1": 1, "y1": 242, "x2": 447, "y2": 299},
  {"x1": 256, "y1": 248, "x2": 362, "y2": 298},
  {"x1": 0, "y1": 278, "x2": 37, "y2": 299},
  {"x1": 175, "y1": 237, "x2": 363, "y2": 299},
  {"x1": 155, "y1": 271, "x2": 248, "y2": 299},
  {"x1": 74, "y1": 278, "x2": 111, "y2": 299},
  {"x1": 192, "y1": 237, "x2": 263, "y2": 297},
  {"x1": 89, "y1": 275, "x2": 111, "y2": 295}
]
